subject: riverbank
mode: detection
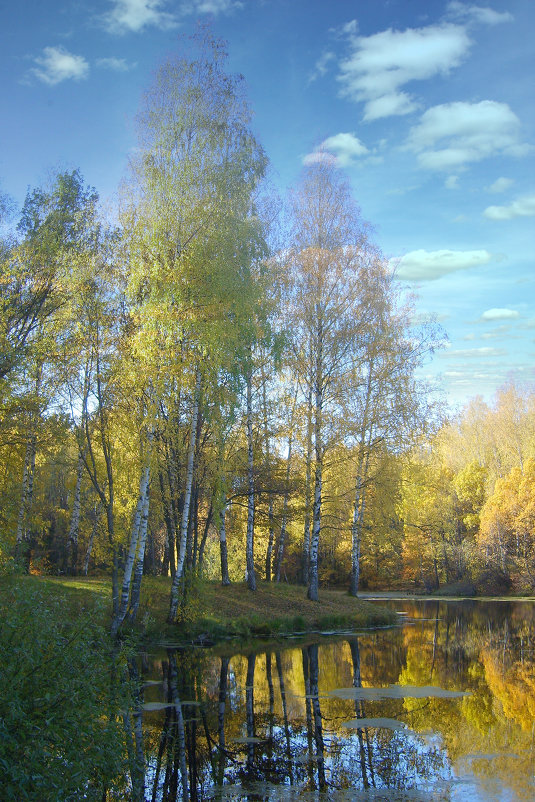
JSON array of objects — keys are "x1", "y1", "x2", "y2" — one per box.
[{"x1": 7, "y1": 575, "x2": 397, "y2": 642}]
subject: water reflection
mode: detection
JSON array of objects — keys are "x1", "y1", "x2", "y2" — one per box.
[{"x1": 133, "y1": 600, "x2": 535, "y2": 800}]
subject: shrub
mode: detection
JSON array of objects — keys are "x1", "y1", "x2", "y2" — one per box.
[{"x1": 0, "y1": 577, "x2": 128, "y2": 801}]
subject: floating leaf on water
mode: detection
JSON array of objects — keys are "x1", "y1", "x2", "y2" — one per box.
[
  {"x1": 142, "y1": 702, "x2": 174, "y2": 711},
  {"x1": 342, "y1": 717, "x2": 407, "y2": 731},
  {"x1": 142, "y1": 700, "x2": 199, "y2": 710},
  {"x1": 329, "y1": 684, "x2": 470, "y2": 700},
  {"x1": 232, "y1": 736, "x2": 268, "y2": 744}
]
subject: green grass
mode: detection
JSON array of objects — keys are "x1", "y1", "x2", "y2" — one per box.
[{"x1": 30, "y1": 574, "x2": 397, "y2": 643}]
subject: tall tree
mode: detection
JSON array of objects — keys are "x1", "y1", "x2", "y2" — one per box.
[
  {"x1": 286, "y1": 159, "x2": 378, "y2": 601},
  {"x1": 122, "y1": 33, "x2": 267, "y2": 620}
]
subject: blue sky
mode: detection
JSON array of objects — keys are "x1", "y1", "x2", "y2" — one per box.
[{"x1": 1, "y1": 0, "x2": 534, "y2": 409}]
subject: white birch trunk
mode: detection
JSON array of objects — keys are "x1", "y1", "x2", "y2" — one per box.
[
  {"x1": 128, "y1": 476, "x2": 151, "y2": 623},
  {"x1": 168, "y1": 368, "x2": 202, "y2": 622},
  {"x1": 308, "y1": 322, "x2": 323, "y2": 602},
  {"x1": 245, "y1": 367, "x2": 256, "y2": 590},
  {"x1": 111, "y1": 427, "x2": 153, "y2": 636},
  {"x1": 15, "y1": 434, "x2": 35, "y2": 551},
  {"x1": 350, "y1": 358, "x2": 374, "y2": 596},
  {"x1": 302, "y1": 380, "x2": 313, "y2": 585},
  {"x1": 262, "y1": 374, "x2": 274, "y2": 581},
  {"x1": 275, "y1": 388, "x2": 297, "y2": 582}
]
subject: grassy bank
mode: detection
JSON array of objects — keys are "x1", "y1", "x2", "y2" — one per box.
[{"x1": 20, "y1": 575, "x2": 397, "y2": 642}]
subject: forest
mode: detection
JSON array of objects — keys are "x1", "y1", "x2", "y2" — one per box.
[{"x1": 2, "y1": 35, "x2": 535, "y2": 642}]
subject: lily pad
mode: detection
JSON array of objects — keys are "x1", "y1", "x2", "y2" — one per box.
[{"x1": 329, "y1": 684, "x2": 470, "y2": 701}]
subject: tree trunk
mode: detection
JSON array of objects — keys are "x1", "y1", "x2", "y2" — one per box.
[
  {"x1": 245, "y1": 367, "x2": 256, "y2": 591},
  {"x1": 308, "y1": 326, "x2": 323, "y2": 602},
  {"x1": 15, "y1": 367, "x2": 41, "y2": 569},
  {"x1": 83, "y1": 501, "x2": 102, "y2": 575},
  {"x1": 158, "y1": 467, "x2": 176, "y2": 578},
  {"x1": 197, "y1": 498, "x2": 213, "y2": 570},
  {"x1": 350, "y1": 359, "x2": 374, "y2": 597},
  {"x1": 261, "y1": 372, "x2": 275, "y2": 582},
  {"x1": 15, "y1": 430, "x2": 37, "y2": 569},
  {"x1": 275, "y1": 388, "x2": 296, "y2": 582},
  {"x1": 67, "y1": 450, "x2": 85, "y2": 575},
  {"x1": 302, "y1": 380, "x2": 313, "y2": 585},
  {"x1": 169, "y1": 368, "x2": 202, "y2": 622},
  {"x1": 219, "y1": 494, "x2": 231, "y2": 586},
  {"x1": 128, "y1": 476, "x2": 151, "y2": 623},
  {"x1": 112, "y1": 435, "x2": 152, "y2": 636}
]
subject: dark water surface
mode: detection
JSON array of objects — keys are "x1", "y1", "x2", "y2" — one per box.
[{"x1": 133, "y1": 599, "x2": 535, "y2": 801}]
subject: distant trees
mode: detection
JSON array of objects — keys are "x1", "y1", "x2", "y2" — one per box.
[{"x1": 400, "y1": 384, "x2": 535, "y2": 593}]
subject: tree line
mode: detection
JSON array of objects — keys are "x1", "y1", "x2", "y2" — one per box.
[{"x1": 1, "y1": 35, "x2": 447, "y2": 634}]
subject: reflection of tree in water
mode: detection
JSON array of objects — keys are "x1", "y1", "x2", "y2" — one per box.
[
  {"x1": 133, "y1": 601, "x2": 535, "y2": 800},
  {"x1": 348, "y1": 638, "x2": 375, "y2": 789}
]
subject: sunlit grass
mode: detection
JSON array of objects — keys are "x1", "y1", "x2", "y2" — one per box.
[{"x1": 7, "y1": 575, "x2": 397, "y2": 642}]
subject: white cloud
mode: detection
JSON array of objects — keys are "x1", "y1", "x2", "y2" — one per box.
[
  {"x1": 188, "y1": 0, "x2": 242, "y2": 12},
  {"x1": 406, "y1": 101, "x2": 529, "y2": 171},
  {"x1": 394, "y1": 248, "x2": 493, "y2": 281},
  {"x1": 486, "y1": 177, "x2": 514, "y2": 193},
  {"x1": 483, "y1": 194, "x2": 535, "y2": 220},
  {"x1": 445, "y1": 175, "x2": 459, "y2": 189},
  {"x1": 304, "y1": 133, "x2": 369, "y2": 168},
  {"x1": 30, "y1": 46, "x2": 89, "y2": 85},
  {"x1": 480, "y1": 308, "x2": 520, "y2": 321},
  {"x1": 481, "y1": 326, "x2": 515, "y2": 340},
  {"x1": 186, "y1": 0, "x2": 243, "y2": 15},
  {"x1": 309, "y1": 51, "x2": 336, "y2": 82},
  {"x1": 102, "y1": 0, "x2": 241, "y2": 33},
  {"x1": 102, "y1": 0, "x2": 178, "y2": 34},
  {"x1": 302, "y1": 151, "x2": 338, "y2": 167},
  {"x1": 443, "y1": 346, "x2": 507, "y2": 358},
  {"x1": 338, "y1": 23, "x2": 471, "y2": 120},
  {"x1": 96, "y1": 57, "x2": 135, "y2": 71},
  {"x1": 446, "y1": 2, "x2": 514, "y2": 26}
]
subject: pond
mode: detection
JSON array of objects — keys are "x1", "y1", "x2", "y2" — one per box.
[{"x1": 131, "y1": 599, "x2": 535, "y2": 800}]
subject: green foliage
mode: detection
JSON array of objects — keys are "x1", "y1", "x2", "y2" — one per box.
[{"x1": 0, "y1": 577, "x2": 128, "y2": 800}]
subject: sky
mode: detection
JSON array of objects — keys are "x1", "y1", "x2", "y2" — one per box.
[{"x1": 1, "y1": 0, "x2": 534, "y2": 410}]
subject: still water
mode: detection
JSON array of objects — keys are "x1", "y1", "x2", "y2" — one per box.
[{"x1": 133, "y1": 599, "x2": 535, "y2": 801}]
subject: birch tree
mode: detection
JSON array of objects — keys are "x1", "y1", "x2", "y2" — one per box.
[
  {"x1": 286, "y1": 159, "x2": 378, "y2": 601},
  {"x1": 123, "y1": 33, "x2": 268, "y2": 620}
]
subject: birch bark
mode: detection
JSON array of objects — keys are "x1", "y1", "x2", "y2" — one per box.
[
  {"x1": 302, "y1": 381, "x2": 313, "y2": 585},
  {"x1": 168, "y1": 368, "x2": 202, "y2": 621},
  {"x1": 111, "y1": 433, "x2": 152, "y2": 636},
  {"x1": 274, "y1": 388, "x2": 297, "y2": 582},
  {"x1": 245, "y1": 367, "x2": 256, "y2": 590},
  {"x1": 219, "y1": 493, "x2": 231, "y2": 586},
  {"x1": 308, "y1": 317, "x2": 323, "y2": 602}
]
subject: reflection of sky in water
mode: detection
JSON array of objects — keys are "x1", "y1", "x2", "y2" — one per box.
[{"x1": 139, "y1": 599, "x2": 535, "y2": 801}]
